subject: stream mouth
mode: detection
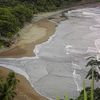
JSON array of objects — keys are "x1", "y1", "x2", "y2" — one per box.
[{"x1": 0, "y1": 6, "x2": 100, "y2": 99}]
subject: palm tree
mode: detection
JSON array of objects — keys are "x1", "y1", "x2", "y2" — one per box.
[
  {"x1": 0, "y1": 82, "x2": 17, "y2": 100},
  {"x1": 86, "y1": 56, "x2": 100, "y2": 82},
  {"x1": 85, "y1": 56, "x2": 100, "y2": 100},
  {"x1": 7, "y1": 72, "x2": 20, "y2": 89},
  {"x1": 0, "y1": 72, "x2": 19, "y2": 100}
]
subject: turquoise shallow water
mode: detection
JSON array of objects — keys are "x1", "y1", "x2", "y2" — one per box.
[{"x1": 0, "y1": 6, "x2": 100, "y2": 100}]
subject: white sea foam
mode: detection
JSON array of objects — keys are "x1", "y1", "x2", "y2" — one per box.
[
  {"x1": 73, "y1": 70, "x2": 82, "y2": 91},
  {"x1": 72, "y1": 62, "x2": 82, "y2": 70},
  {"x1": 95, "y1": 39, "x2": 100, "y2": 53},
  {"x1": 87, "y1": 47, "x2": 97, "y2": 53},
  {"x1": 66, "y1": 8, "x2": 97, "y2": 18},
  {"x1": 65, "y1": 45, "x2": 72, "y2": 54},
  {"x1": 82, "y1": 11, "x2": 96, "y2": 16}
]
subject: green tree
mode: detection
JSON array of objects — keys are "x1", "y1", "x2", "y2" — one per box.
[
  {"x1": 85, "y1": 56, "x2": 100, "y2": 100},
  {"x1": 12, "y1": 4, "x2": 33, "y2": 27},
  {"x1": 0, "y1": 7, "x2": 19, "y2": 38},
  {"x1": 76, "y1": 87, "x2": 100, "y2": 100},
  {"x1": 0, "y1": 72, "x2": 19, "y2": 100},
  {"x1": 86, "y1": 56, "x2": 100, "y2": 82}
]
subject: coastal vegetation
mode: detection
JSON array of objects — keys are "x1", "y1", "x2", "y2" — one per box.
[
  {"x1": 0, "y1": 67, "x2": 48, "y2": 100},
  {"x1": 0, "y1": 0, "x2": 94, "y2": 48},
  {"x1": 0, "y1": 71, "x2": 19, "y2": 100},
  {"x1": 57, "y1": 56, "x2": 100, "y2": 100},
  {"x1": 0, "y1": 1, "x2": 33, "y2": 47},
  {"x1": 86, "y1": 56, "x2": 100, "y2": 82}
]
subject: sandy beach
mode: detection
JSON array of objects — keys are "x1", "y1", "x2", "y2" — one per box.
[
  {"x1": 0, "y1": 19, "x2": 56, "y2": 57},
  {"x1": 0, "y1": 67, "x2": 48, "y2": 100}
]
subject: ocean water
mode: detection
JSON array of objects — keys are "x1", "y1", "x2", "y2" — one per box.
[{"x1": 0, "y1": 6, "x2": 100, "y2": 99}]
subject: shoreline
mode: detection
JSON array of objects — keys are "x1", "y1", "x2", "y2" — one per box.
[
  {"x1": 0, "y1": 2, "x2": 100, "y2": 58},
  {"x1": 0, "y1": 19, "x2": 56, "y2": 58},
  {"x1": 0, "y1": 67, "x2": 48, "y2": 100}
]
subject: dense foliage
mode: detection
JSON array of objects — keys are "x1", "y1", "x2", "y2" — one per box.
[
  {"x1": 0, "y1": 0, "x2": 83, "y2": 47},
  {"x1": 85, "y1": 56, "x2": 100, "y2": 82},
  {"x1": 0, "y1": 72, "x2": 19, "y2": 100},
  {"x1": 75, "y1": 87, "x2": 100, "y2": 100},
  {"x1": 0, "y1": 0, "x2": 33, "y2": 47}
]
